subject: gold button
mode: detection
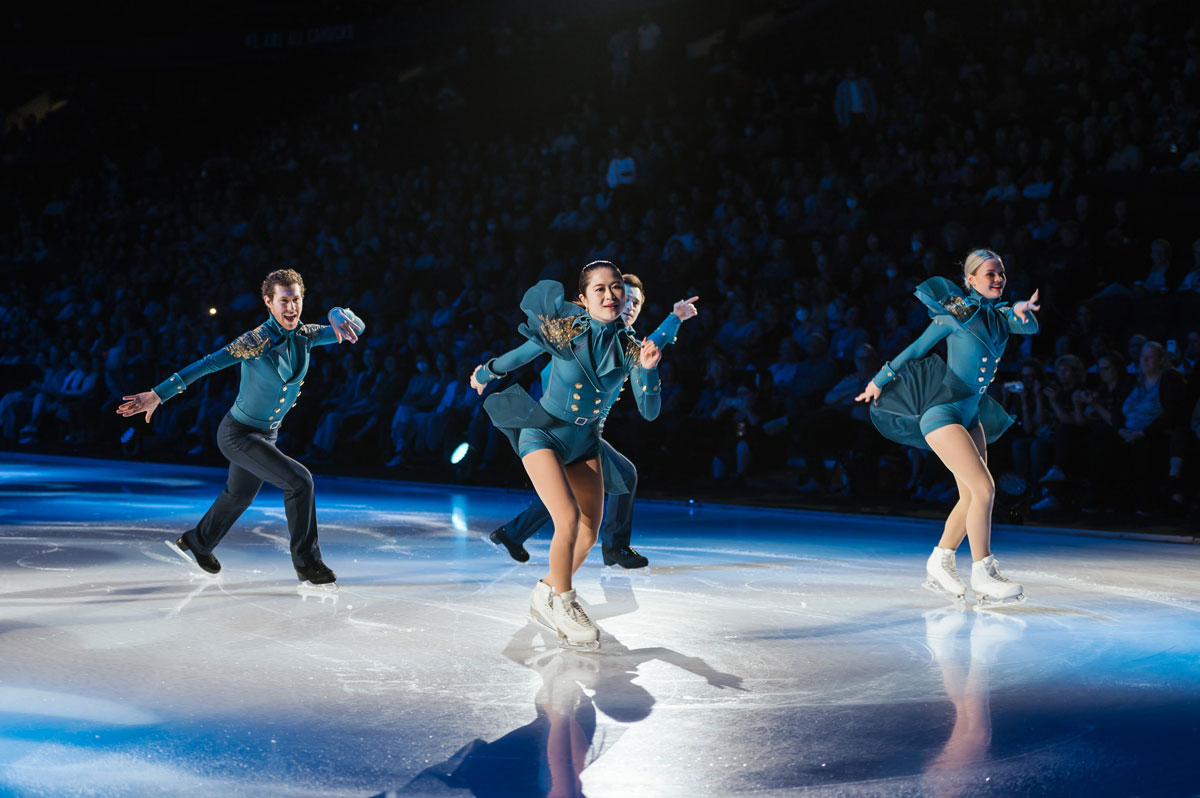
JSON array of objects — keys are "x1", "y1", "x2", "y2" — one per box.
[
  {"x1": 593, "y1": 409, "x2": 599, "y2": 414},
  {"x1": 269, "y1": 415, "x2": 274, "y2": 420},
  {"x1": 300, "y1": 380, "x2": 305, "y2": 385},
  {"x1": 275, "y1": 407, "x2": 281, "y2": 412},
  {"x1": 573, "y1": 393, "x2": 581, "y2": 400},
  {"x1": 575, "y1": 383, "x2": 583, "y2": 389},
  {"x1": 594, "y1": 398, "x2": 601, "y2": 404},
  {"x1": 980, "y1": 368, "x2": 986, "y2": 373},
  {"x1": 282, "y1": 386, "x2": 288, "y2": 391},
  {"x1": 982, "y1": 357, "x2": 989, "y2": 362},
  {"x1": 977, "y1": 378, "x2": 984, "y2": 383},
  {"x1": 571, "y1": 404, "x2": 579, "y2": 411}
]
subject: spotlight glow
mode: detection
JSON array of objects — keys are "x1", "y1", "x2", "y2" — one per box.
[
  {"x1": 208, "y1": 308, "x2": 218, "y2": 316},
  {"x1": 450, "y1": 443, "x2": 469, "y2": 464}
]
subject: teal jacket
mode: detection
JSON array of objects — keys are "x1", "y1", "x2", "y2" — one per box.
[
  {"x1": 477, "y1": 281, "x2": 662, "y2": 428},
  {"x1": 153, "y1": 309, "x2": 364, "y2": 431},
  {"x1": 537, "y1": 311, "x2": 681, "y2": 422},
  {"x1": 872, "y1": 277, "x2": 1038, "y2": 394}
]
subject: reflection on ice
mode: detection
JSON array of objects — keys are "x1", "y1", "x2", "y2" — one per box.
[
  {"x1": 392, "y1": 578, "x2": 744, "y2": 798},
  {"x1": 921, "y1": 608, "x2": 1026, "y2": 797},
  {"x1": 1, "y1": 453, "x2": 1198, "y2": 797}
]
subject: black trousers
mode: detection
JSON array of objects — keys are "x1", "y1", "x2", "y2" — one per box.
[{"x1": 185, "y1": 413, "x2": 322, "y2": 568}]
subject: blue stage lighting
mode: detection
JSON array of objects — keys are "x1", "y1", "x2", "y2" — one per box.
[{"x1": 450, "y1": 443, "x2": 470, "y2": 464}]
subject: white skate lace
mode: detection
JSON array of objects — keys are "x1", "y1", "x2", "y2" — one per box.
[
  {"x1": 564, "y1": 598, "x2": 595, "y2": 628},
  {"x1": 940, "y1": 552, "x2": 964, "y2": 583},
  {"x1": 986, "y1": 560, "x2": 1014, "y2": 583}
]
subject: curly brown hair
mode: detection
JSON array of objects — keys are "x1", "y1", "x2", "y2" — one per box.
[{"x1": 261, "y1": 269, "x2": 305, "y2": 299}]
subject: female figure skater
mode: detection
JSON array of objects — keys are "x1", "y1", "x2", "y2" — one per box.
[
  {"x1": 471, "y1": 261, "x2": 663, "y2": 648},
  {"x1": 856, "y1": 249, "x2": 1040, "y2": 604}
]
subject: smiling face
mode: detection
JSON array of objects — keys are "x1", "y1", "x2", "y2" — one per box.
[
  {"x1": 579, "y1": 265, "x2": 626, "y2": 323},
  {"x1": 264, "y1": 283, "x2": 303, "y2": 330},
  {"x1": 965, "y1": 257, "x2": 1006, "y2": 300}
]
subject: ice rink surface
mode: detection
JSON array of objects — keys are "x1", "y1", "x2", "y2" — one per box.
[{"x1": 1, "y1": 453, "x2": 1198, "y2": 797}]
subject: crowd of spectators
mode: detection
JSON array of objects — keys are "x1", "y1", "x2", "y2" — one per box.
[{"x1": 3, "y1": 0, "x2": 1200, "y2": 521}]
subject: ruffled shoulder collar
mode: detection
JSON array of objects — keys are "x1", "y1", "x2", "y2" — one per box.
[
  {"x1": 518, "y1": 280, "x2": 588, "y2": 354},
  {"x1": 913, "y1": 277, "x2": 1006, "y2": 323}
]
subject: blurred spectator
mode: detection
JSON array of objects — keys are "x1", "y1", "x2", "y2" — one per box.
[{"x1": 1117, "y1": 342, "x2": 1188, "y2": 510}]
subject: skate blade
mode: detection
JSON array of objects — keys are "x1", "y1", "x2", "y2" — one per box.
[
  {"x1": 297, "y1": 581, "x2": 339, "y2": 595},
  {"x1": 922, "y1": 578, "x2": 966, "y2": 603},
  {"x1": 974, "y1": 592, "x2": 1025, "y2": 608},
  {"x1": 164, "y1": 539, "x2": 219, "y2": 577},
  {"x1": 529, "y1": 610, "x2": 558, "y2": 633},
  {"x1": 557, "y1": 637, "x2": 601, "y2": 652}
]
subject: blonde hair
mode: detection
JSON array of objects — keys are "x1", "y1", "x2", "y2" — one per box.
[{"x1": 961, "y1": 248, "x2": 1002, "y2": 288}]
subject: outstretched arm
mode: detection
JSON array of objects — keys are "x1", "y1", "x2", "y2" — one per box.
[
  {"x1": 470, "y1": 339, "x2": 547, "y2": 394},
  {"x1": 308, "y1": 307, "x2": 366, "y2": 346},
  {"x1": 1003, "y1": 289, "x2": 1040, "y2": 334},
  {"x1": 116, "y1": 390, "x2": 162, "y2": 422},
  {"x1": 856, "y1": 320, "x2": 952, "y2": 403}
]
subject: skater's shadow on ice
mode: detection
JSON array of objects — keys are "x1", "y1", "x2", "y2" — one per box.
[
  {"x1": 386, "y1": 577, "x2": 745, "y2": 798},
  {"x1": 921, "y1": 608, "x2": 1026, "y2": 798}
]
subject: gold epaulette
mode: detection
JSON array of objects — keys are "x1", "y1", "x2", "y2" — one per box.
[
  {"x1": 940, "y1": 295, "x2": 973, "y2": 322},
  {"x1": 223, "y1": 326, "x2": 272, "y2": 360},
  {"x1": 537, "y1": 314, "x2": 583, "y2": 350},
  {"x1": 298, "y1": 323, "x2": 324, "y2": 339}
]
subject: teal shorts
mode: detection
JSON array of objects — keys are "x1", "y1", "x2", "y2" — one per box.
[
  {"x1": 918, "y1": 396, "x2": 983, "y2": 438},
  {"x1": 517, "y1": 423, "x2": 601, "y2": 464}
]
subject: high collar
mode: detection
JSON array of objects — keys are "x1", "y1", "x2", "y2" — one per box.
[
  {"x1": 265, "y1": 315, "x2": 298, "y2": 338},
  {"x1": 585, "y1": 314, "x2": 624, "y2": 334},
  {"x1": 966, "y1": 286, "x2": 1002, "y2": 308}
]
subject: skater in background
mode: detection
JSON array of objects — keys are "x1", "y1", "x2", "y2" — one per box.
[
  {"x1": 117, "y1": 268, "x2": 364, "y2": 589},
  {"x1": 470, "y1": 262, "x2": 663, "y2": 648},
  {"x1": 856, "y1": 249, "x2": 1040, "y2": 604},
  {"x1": 488, "y1": 273, "x2": 699, "y2": 568}
]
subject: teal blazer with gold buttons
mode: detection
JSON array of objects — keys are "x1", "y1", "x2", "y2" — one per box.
[
  {"x1": 868, "y1": 277, "x2": 1037, "y2": 448},
  {"x1": 152, "y1": 308, "x2": 364, "y2": 431},
  {"x1": 477, "y1": 280, "x2": 661, "y2": 451}
]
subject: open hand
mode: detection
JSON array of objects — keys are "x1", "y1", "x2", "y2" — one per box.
[
  {"x1": 854, "y1": 381, "x2": 882, "y2": 405},
  {"x1": 1013, "y1": 289, "x2": 1040, "y2": 323},
  {"x1": 117, "y1": 391, "x2": 161, "y2": 422},
  {"x1": 328, "y1": 308, "x2": 360, "y2": 344}
]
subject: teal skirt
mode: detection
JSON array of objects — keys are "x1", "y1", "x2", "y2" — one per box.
[
  {"x1": 483, "y1": 385, "x2": 632, "y2": 494},
  {"x1": 869, "y1": 355, "x2": 1015, "y2": 450}
]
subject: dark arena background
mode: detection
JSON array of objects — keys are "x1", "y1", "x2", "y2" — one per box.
[{"x1": 2, "y1": 1, "x2": 1199, "y2": 796}]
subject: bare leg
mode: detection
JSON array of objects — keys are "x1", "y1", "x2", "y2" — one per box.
[
  {"x1": 936, "y1": 423, "x2": 987, "y2": 552},
  {"x1": 563, "y1": 457, "x2": 603, "y2": 576},
  {"x1": 521, "y1": 449, "x2": 581, "y2": 593},
  {"x1": 925, "y1": 423, "x2": 994, "y2": 562}
]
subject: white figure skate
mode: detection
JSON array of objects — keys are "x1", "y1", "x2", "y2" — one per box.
[
  {"x1": 550, "y1": 589, "x2": 601, "y2": 651},
  {"x1": 529, "y1": 580, "x2": 556, "y2": 632},
  {"x1": 970, "y1": 555, "x2": 1024, "y2": 606},
  {"x1": 923, "y1": 546, "x2": 967, "y2": 602}
]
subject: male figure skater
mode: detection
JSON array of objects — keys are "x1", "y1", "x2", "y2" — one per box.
[
  {"x1": 117, "y1": 268, "x2": 364, "y2": 589},
  {"x1": 487, "y1": 274, "x2": 697, "y2": 568}
]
